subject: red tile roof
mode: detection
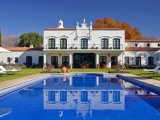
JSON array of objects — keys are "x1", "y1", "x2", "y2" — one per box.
[
  {"x1": 125, "y1": 47, "x2": 160, "y2": 51},
  {"x1": 4, "y1": 47, "x2": 43, "y2": 51}
]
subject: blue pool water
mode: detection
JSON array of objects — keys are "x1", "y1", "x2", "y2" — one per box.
[{"x1": 0, "y1": 73, "x2": 160, "y2": 120}]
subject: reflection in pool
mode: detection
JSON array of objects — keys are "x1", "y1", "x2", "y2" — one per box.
[{"x1": 0, "y1": 74, "x2": 160, "y2": 120}]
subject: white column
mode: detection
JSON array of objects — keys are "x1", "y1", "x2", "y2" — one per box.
[
  {"x1": 96, "y1": 53, "x2": 99, "y2": 69},
  {"x1": 107, "y1": 56, "x2": 111, "y2": 68},
  {"x1": 43, "y1": 53, "x2": 47, "y2": 68},
  {"x1": 69, "y1": 53, "x2": 73, "y2": 69}
]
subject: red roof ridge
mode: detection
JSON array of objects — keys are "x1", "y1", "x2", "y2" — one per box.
[{"x1": 4, "y1": 47, "x2": 43, "y2": 51}]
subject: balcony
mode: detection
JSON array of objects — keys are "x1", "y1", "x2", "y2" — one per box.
[{"x1": 44, "y1": 44, "x2": 124, "y2": 52}]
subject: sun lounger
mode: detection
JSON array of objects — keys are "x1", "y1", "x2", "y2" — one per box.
[
  {"x1": 0, "y1": 69, "x2": 6, "y2": 74},
  {"x1": 143, "y1": 66, "x2": 160, "y2": 72},
  {"x1": 0, "y1": 66, "x2": 19, "y2": 72}
]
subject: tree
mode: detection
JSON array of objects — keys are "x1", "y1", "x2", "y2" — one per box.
[
  {"x1": 93, "y1": 17, "x2": 142, "y2": 40},
  {"x1": 18, "y1": 32, "x2": 43, "y2": 47}
]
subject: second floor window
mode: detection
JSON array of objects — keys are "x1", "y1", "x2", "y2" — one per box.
[
  {"x1": 48, "y1": 38, "x2": 55, "y2": 49},
  {"x1": 113, "y1": 38, "x2": 120, "y2": 49},
  {"x1": 60, "y1": 38, "x2": 67, "y2": 49},
  {"x1": 101, "y1": 38, "x2": 108, "y2": 49},
  {"x1": 81, "y1": 38, "x2": 88, "y2": 49}
]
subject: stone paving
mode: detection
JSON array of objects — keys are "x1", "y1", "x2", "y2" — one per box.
[
  {"x1": 0, "y1": 73, "x2": 49, "y2": 91},
  {"x1": 120, "y1": 73, "x2": 160, "y2": 87}
]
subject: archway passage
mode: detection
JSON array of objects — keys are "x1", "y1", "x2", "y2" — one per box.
[{"x1": 73, "y1": 53, "x2": 96, "y2": 68}]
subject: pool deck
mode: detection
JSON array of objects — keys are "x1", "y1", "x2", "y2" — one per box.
[
  {"x1": 0, "y1": 73, "x2": 49, "y2": 91},
  {"x1": 119, "y1": 73, "x2": 160, "y2": 87}
]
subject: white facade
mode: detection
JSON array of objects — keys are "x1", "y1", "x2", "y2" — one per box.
[
  {"x1": 0, "y1": 20, "x2": 160, "y2": 68},
  {"x1": 0, "y1": 48, "x2": 43, "y2": 67}
]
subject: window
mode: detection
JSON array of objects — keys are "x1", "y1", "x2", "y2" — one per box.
[
  {"x1": 60, "y1": 38, "x2": 67, "y2": 49},
  {"x1": 100, "y1": 56, "x2": 107, "y2": 65},
  {"x1": 48, "y1": 91, "x2": 55, "y2": 102},
  {"x1": 101, "y1": 38, "x2": 108, "y2": 49},
  {"x1": 15, "y1": 57, "x2": 18, "y2": 63},
  {"x1": 81, "y1": 91, "x2": 88, "y2": 102},
  {"x1": 147, "y1": 43, "x2": 150, "y2": 47},
  {"x1": 48, "y1": 38, "x2": 55, "y2": 49},
  {"x1": 113, "y1": 38, "x2": 120, "y2": 49},
  {"x1": 113, "y1": 91, "x2": 120, "y2": 103},
  {"x1": 101, "y1": 91, "x2": 109, "y2": 102},
  {"x1": 60, "y1": 91, "x2": 67, "y2": 102},
  {"x1": 7, "y1": 57, "x2": 11, "y2": 63},
  {"x1": 62, "y1": 56, "x2": 69, "y2": 67},
  {"x1": 81, "y1": 38, "x2": 88, "y2": 49},
  {"x1": 135, "y1": 43, "x2": 138, "y2": 47}
]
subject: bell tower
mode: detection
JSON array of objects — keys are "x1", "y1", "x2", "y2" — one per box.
[{"x1": 57, "y1": 19, "x2": 64, "y2": 28}]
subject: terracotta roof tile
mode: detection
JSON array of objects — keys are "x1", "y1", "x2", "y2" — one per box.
[
  {"x1": 125, "y1": 47, "x2": 160, "y2": 51},
  {"x1": 4, "y1": 47, "x2": 43, "y2": 51}
]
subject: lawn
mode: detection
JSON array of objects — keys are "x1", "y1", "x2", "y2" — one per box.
[
  {"x1": 0, "y1": 68, "x2": 44, "y2": 82},
  {"x1": 126, "y1": 69, "x2": 160, "y2": 81},
  {"x1": 0, "y1": 68, "x2": 160, "y2": 82}
]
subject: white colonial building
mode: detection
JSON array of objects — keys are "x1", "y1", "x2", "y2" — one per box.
[
  {"x1": 43, "y1": 19, "x2": 125, "y2": 68},
  {"x1": 0, "y1": 19, "x2": 160, "y2": 68}
]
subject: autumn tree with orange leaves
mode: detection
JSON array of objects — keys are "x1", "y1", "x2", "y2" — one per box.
[{"x1": 93, "y1": 17, "x2": 142, "y2": 40}]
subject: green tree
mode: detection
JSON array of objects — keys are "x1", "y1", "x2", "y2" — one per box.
[{"x1": 18, "y1": 32, "x2": 43, "y2": 47}]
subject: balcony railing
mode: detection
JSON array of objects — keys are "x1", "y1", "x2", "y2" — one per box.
[{"x1": 44, "y1": 44, "x2": 124, "y2": 50}]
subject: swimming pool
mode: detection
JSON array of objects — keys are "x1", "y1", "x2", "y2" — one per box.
[{"x1": 0, "y1": 73, "x2": 160, "y2": 120}]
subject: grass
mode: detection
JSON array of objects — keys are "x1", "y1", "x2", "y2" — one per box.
[
  {"x1": 0, "y1": 68, "x2": 160, "y2": 82},
  {"x1": 0, "y1": 68, "x2": 44, "y2": 82},
  {"x1": 126, "y1": 69, "x2": 160, "y2": 81}
]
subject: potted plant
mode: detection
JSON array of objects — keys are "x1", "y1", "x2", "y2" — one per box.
[
  {"x1": 110, "y1": 47, "x2": 112, "y2": 49},
  {"x1": 61, "y1": 65, "x2": 67, "y2": 73},
  {"x1": 75, "y1": 47, "x2": 77, "y2": 49},
  {"x1": 56, "y1": 47, "x2": 58, "y2": 49},
  {"x1": 66, "y1": 66, "x2": 71, "y2": 73},
  {"x1": 114, "y1": 64, "x2": 122, "y2": 73},
  {"x1": 96, "y1": 47, "x2": 98, "y2": 49}
]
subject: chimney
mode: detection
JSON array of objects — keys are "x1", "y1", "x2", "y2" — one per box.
[{"x1": 30, "y1": 45, "x2": 34, "y2": 48}]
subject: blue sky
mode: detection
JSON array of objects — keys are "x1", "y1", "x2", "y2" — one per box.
[{"x1": 0, "y1": 0, "x2": 160, "y2": 37}]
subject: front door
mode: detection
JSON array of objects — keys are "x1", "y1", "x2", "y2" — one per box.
[
  {"x1": 26, "y1": 56, "x2": 32, "y2": 67},
  {"x1": 148, "y1": 57, "x2": 154, "y2": 66},
  {"x1": 136, "y1": 57, "x2": 141, "y2": 66},
  {"x1": 111, "y1": 56, "x2": 118, "y2": 67}
]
